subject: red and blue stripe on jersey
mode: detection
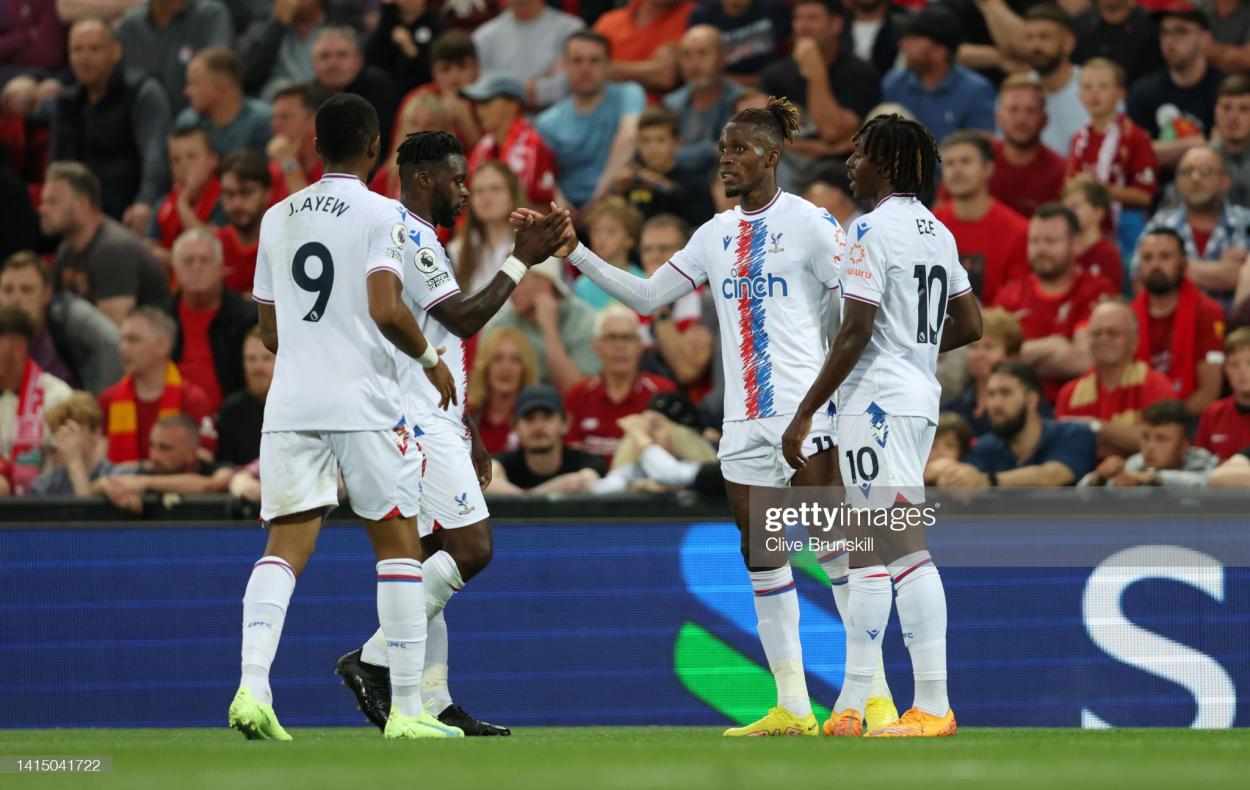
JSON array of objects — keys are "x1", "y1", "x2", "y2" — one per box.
[{"x1": 733, "y1": 218, "x2": 775, "y2": 419}]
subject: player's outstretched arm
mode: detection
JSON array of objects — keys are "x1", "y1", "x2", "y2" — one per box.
[
  {"x1": 367, "y1": 269, "x2": 457, "y2": 409},
  {"x1": 939, "y1": 292, "x2": 983, "y2": 353},
  {"x1": 781, "y1": 298, "x2": 878, "y2": 469}
]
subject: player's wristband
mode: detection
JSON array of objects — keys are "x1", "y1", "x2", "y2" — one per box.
[
  {"x1": 417, "y1": 343, "x2": 439, "y2": 369},
  {"x1": 501, "y1": 255, "x2": 528, "y2": 285}
]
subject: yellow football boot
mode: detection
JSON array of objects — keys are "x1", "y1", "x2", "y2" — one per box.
[
  {"x1": 723, "y1": 706, "x2": 819, "y2": 737},
  {"x1": 865, "y1": 696, "x2": 900, "y2": 732}
]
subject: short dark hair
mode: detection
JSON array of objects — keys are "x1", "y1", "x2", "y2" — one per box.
[
  {"x1": 2, "y1": 251, "x2": 52, "y2": 288},
  {"x1": 1142, "y1": 399, "x2": 1193, "y2": 433},
  {"x1": 794, "y1": 0, "x2": 844, "y2": 15},
  {"x1": 314, "y1": 93, "x2": 380, "y2": 163},
  {"x1": 1141, "y1": 227, "x2": 1186, "y2": 256},
  {"x1": 45, "y1": 161, "x2": 101, "y2": 209},
  {"x1": 168, "y1": 125, "x2": 216, "y2": 154},
  {"x1": 430, "y1": 30, "x2": 477, "y2": 65},
  {"x1": 566, "y1": 30, "x2": 612, "y2": 58},
  {"x1": 219, "y1": 149, "x2": 272, "y2": 188},
  {"x1": 396, "y1": 130, "x2": 464, "y2": 184},
  {"x1": 153, "y1": 413, "x2": 201, "y2": 446},
  {"x1": 1219, "y1": 73, "x2": 1250, "y2": 99},
  {"x1": 273, "y1": 82, "x2": 332, "y2": 113},
  {"x1": 638, "y1": 105, "x2": 680, "y2": 136},
  {"x1": 0, "y1": 304, "x2": 35, "y2": 343},
  {"x1": 935, "y1": 411, "x2": 973, "y2": 456},
  {"x1": 990, "y1": 360, "x2": 1041, "y2": 395},
  {"x1": 1033, "y1": 201, "x2": 1079, "y2": 236},
  {"x1": 1024, "y1": 3, "x2": 1075, "y2": 33},
  {"x1": 193, "y1": 47, "x2": 243, "y2": 89},
  {"x1": 940, "y1": 130, "x2": 994, "y2": 163}
]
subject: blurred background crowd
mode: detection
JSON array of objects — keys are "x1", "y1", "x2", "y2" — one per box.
[{"x1": 3, "y1": 0, "x2": 1250, "y2": 509}]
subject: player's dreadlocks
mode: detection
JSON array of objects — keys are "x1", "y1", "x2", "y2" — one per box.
[
  {"x1": 852, "y1": 114, "x2": 941, "y2": 201},
  {"x1": 730, "y1": 96, "x2": 802, "y2": 152},
  {"x1": 396, "y1": 130, "x2": 463, "y2": 183}
]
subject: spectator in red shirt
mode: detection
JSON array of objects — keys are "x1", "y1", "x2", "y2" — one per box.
[
  {"x1": 1062, "y1": 177, "x2": 1123, "y2": 289},
  {"x1": 467, "y1": 326, "x2": 540, "y2": 455},
  {"x1": 464, "y1": 73, "x2": 557, "y2": 207},
  {"x1": 1195, "y1": 326, "x2": 1250, "y2": 460},
  {"x1": 992, "y1": 75, "x2": 1066, "y2": 219},
  {"x1": 98, "y1": 306, "x2": 215, "y2": 463},
  {"x1": 1067, "y1": 58, "x2": 1158, "y2": 223},
  {"x1": 564, "y1": 305, "x2": 676, "y2": 464},
  {"x1": 1056, "y1": 301, "x2": 1174, "y2": 457},
  {"x1": 1132, "y1": 228, "x2": 1226, "y2": 414},
  {"x1": 994, "y1": 203, "x2": 1117, "y2": 401},
  {"x1": 216, "y1": 150, "x2": 271, "y2": 298},
  {"x1": 594, "y1": 0, "x2": 694, "y2": 100},
  {"x1": 266, "y1": 83, "x2": 329, "y2": 200},
  {"x1": 934, "y1": 131, "x2": 1030, "y2": 304},
  {"x1": 152, "y1": 127, "x2": 224, "y2": 258}
]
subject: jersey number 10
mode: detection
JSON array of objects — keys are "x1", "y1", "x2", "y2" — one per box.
[
  {"x1": 292, "y1": 242, "x2": 335, "y2": 322},
  {"x1": 913, "y1": 264, "x2": 948, "y2": 345}
]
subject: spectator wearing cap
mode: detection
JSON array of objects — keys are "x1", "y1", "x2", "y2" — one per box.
[
  {"x1": 92, "y1": 413, "x2": 233, "y2": 512},
  {"x1": 612, "y1": 105, "x2": 717, "y2": 227},
  {"x1": 1212, "y1": 74, "x2": 1250, "y2": 207},
  {"x1": 216, "y1": 150, "x2": 271, "y2": 297},
  {"x1": 98, "y1": 306, "x2": 216, "y2": 464},
  {"x1": 313, "y1": 27, "x2": 401, "y2": 154},
  {"x1": 1131, "y1": 228, "x2": 1226, "y2": 413},
  {"x1": 1206, "y1": 0, "x2": 1250, "y2": 74},
  {"x1": 486, "y1": 384, "x2": 606, "y2": 494},
  {"x1": 1127, "y1": 4, "x2": 1223, "y2": 171},
  {"x1": 936, "y1": 361, "x2": 1097, "y2": 487},
  {"x1": 992, "y1": 75, "x2": 1067, "y2": 218},
  {"x1": 1194, "y1": 327, "x2": 1250, "y2": 460},
  {"x1": 175, "y1": 47, "x2": 272, "y2": 157},
  {"x1": 1055, "y1": 301, "x2": 1173, "y2": 458},
  {"x1": 483, "y1": 259, "x2": 601, "y2": 393},
  {"x1": 688, "y1": 0, "x2": 792, "y2": 83},
  {"x1": 760, "y1": 0, "x2": 880, "y2": 161},
  {"x1": 535, "y1": 32, "x2": 645, "y2": 209},
  {"x1": 42, "y1": 162, "x2": 171, "y2": 328},
  {"x1": 0, "y1": 252, "x2": 122, "y2": 396},
  {"x1": 663, "y1": 26, "x2": 743, "y2": 175},
  {"x1": 464, "y1": 73, "x2": 558, "y2": 208},
  {"x1": 1140, "y1": 145, "x2": 1250, "y2": 304},
  {"x1": 28, "y1": 392, "x2": 116, "y2": 497},
  {"x1": 240, "y1": 0, "x2": 354, "y2": 100},
  {"x1": 1079, "y1": 399, "x2": 1219, "y2": 486},
  {"x1": 882, "y1": 3, "x2": 995, "y2": 142},
  {"x1": 216, "y1": 327, "x2": 273, "y2": 465},
  {"x1": 594, "y1": 0, "x2": 694, "y2": 100},
  {"x1": 934, "y1": 131, "x2": 1030, "y2": 305},
  {"x1": 471, "y1": 0, "x2": 585, "y2": 109},
  {"x1": 1072, "y1": 0, "x2": 1164, "y2": 85},
  {"x1": 564, "y1": 306, "x2": 676, "y2": 466},
  {"x1": 114, "y1": 0, "x2": 234, "y2": 115},
  {"x1": 52, "y1": 19, "x2": 172, "y2": 234},
  {"x1": 266, "y1": 83, "x2": 329, "y2": 198},
  {"x1": 364, "y1": 0, "x2": 445, "y2": 94},
  {"x1": 0, "y1": 306, "x2": 72, "y2": 496},
  {"x1": 467, "y1": 326, "x2": 540, "y2": 454}
]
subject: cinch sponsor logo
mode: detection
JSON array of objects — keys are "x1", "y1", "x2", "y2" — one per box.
[{"x1": 721, "y1": 274, "x2": 789, "y2": 299}]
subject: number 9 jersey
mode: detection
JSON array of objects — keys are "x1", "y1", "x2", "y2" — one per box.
[
  {"x1": 838, "y1": 194, "x2": 972, "y2": 422},
  {"x1": 252, "y1": 175, "x2": 411, "y2": 432}
]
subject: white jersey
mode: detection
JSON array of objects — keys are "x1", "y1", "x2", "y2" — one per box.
[
  {"x1": 839, "y1": 194, "x2": 972, "y2": 421},
  {"x1": 666, "y1": 190, "x2": 843, "y2": 423},
  {"x1": 253, "y1": 174, "x2": 411, "y2": 432},
  {"x1": 398, "y1": 209, "x2": 467, "y2": 433}
]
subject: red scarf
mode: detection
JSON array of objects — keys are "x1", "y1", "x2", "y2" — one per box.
[
  {"x1": 6, "y1": 358, "x2": 48, "y2": 495},
  {"x1": 1134, "y1": 279, "x2": 1198, "y2": 398},
  {"x1": 156, "y1": 175, "x2": 222, "y2": 249},
  {"x1": 107, "y1": 362, "x2": 184, "y2": 462}
]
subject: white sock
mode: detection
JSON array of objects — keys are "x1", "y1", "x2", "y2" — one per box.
[
  {"x1": 819, "y1": 550, "x2": 894, "y2": 704},
  {"x1": 422, "y1": 550, "x2": 463, "y2": 619},
  {"x1": 376, "y1": 559, "x2": 427, "y2": 717},
  {"x1": 749, "y1": 566, "x2": 811, "y2": 718},
  {"x1": 361, "y1": 627, "x2": 387, "y2": 666},
  {"x1": 890, "y1": 551, "x2": 949, "y2": 716},
  {"x1": 240, "y1": 556, "x2": 296, "y2": 705},
  {"x1": 833, "y1": 565, "x2": 892, "y2": 715},
  {"x1": 423, "y1": 610, "x2": 452, "y2": 716}
]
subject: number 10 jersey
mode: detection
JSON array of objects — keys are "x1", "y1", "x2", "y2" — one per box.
[
  {"x1": 253, "y1": 174, "x2": 411, "y2": 432},
  {"x1": 839, "y1": 194, "x2": 972, "y2": 421}
]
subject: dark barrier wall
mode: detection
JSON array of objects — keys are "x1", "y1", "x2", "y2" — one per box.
[{"x1": 2, "y1": 492, "x2": 1248, "y2": 729}]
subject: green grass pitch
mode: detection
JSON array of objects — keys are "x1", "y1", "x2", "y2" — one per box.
[{"x1": 2, "y1": 727, "x2": 1248, "y2": 789}]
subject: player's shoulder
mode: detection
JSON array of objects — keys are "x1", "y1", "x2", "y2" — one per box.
[{"x1": 780, "y1": 191, "x2": 841, "y2": 228}]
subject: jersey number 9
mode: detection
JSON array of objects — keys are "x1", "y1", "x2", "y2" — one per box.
[{"x1": 292, "y1": 242, "x2": 335, "y2": 322}]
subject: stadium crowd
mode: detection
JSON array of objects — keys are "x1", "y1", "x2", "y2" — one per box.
[{"x1": 3, "y1": 0, "x2": 1250, "y2": 507}]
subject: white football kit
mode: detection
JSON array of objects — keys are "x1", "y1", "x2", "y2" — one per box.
[
  {"x1": 838, "y1": 194, "x2": 972, "y2": 505},
  {"x1": 253, "y1": 175, "x2": 423, "y2": 522},
  {"x1": 397, "y1": 208, "x2": 489, "y2": 535}
]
